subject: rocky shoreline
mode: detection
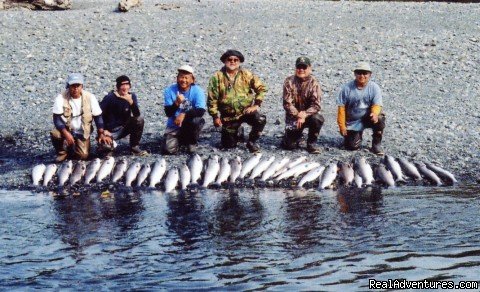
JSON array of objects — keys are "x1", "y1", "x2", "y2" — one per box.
[{"x1": 0, "y1": 0, "x2": 479, "y2": 189}]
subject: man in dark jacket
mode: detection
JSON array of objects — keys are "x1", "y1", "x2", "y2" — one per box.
[
  {"x1": 281, "y1": 57, "x2": 324, "y2": 154},
  {"x1": 100, "y1": 75, "x2": 147, "y2": 156}
]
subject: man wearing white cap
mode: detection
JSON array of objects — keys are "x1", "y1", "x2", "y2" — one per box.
[
  {"x1": 336, "y1": 62, "x2": 386, "y2": 155},
  {"x1": 162, "y1": 65, "x2": 206, "y2": 154},
  {"x1": 51, "y1": 73, "x2": 111, "y2": 162}
]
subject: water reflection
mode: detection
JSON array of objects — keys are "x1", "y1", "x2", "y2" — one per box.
[
  {"x1": 283, "y1": 189, "x2": 323, "y2": 249},
  {"x1": 336, "y1": 186, "x2": 383, "y2": 215},
  {"x1": 51, "y1": 190, "x2": 144, "y2": 260},
  {"x1": 213, "y1": 188, "x2": 264, "y2": 240},
  {"x1": 165, "y1": 190, "x2": 207, "y2": 249}
]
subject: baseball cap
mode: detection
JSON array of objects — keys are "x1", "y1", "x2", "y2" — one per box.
[
  {"x1": 178, "y1": 64, "x2": 195, "y2": 76},
  {"x1": 353, "y1": 62, "x2": 372, "y2": 72},
  {"x1": 220, "y1": 50, "x2": 245, "y2": 63},
  {"x1": 296, "y1": 57, "x2": 311, "y2": 67},
  {"x1": 66, "y1": 73, "x2": 84, "y2": 86}
]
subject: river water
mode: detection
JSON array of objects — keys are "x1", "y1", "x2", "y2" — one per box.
[{"x1": 1, "y1": 185, "x2": 479, "y2": 290}]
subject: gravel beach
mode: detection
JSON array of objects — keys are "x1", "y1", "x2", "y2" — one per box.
[{"x1": 0, "y1": 0, "x2": 479, "y2": 189}]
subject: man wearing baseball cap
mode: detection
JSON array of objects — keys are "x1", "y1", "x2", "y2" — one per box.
[
  {"x1": 99, "y1": 75, "x2": 147, "y2": 156},
  {"x1": 207, "y1": 49, "x2": 267, "y2": 153},
  {"x1": 336, "y1": 62, "x2": 386, "y2": 155},
  {"x1": 162, "y1": 65, "x2": 206, "y2": 154},
  {"x1": 50, "y1": 73, "x2": 111, "y2": 162},
  {"x1": 281, "y1": 57, "x2": 324, "y2": 154}
]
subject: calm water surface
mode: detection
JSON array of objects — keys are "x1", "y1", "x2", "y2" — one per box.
[{"x1": 1, "y1": 185, "x2": 479, "y2": 290}]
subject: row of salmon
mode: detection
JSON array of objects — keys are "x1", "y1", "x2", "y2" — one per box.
[{"x1": 31, "y1": 153, "x2": 457, "y2": 192}]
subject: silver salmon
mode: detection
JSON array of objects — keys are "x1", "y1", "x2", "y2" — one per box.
[
  {"x1": 338, "y1": 162, "x2": 354, "y2": 186},
  {"x1": 111, "y1": 158, "x2": 128, "y2": 183},
  {"x1": 32, "y1": 164, "x2": 46, "y2": 186},
  {"x1": 202, "y1": 155, "x2": 220, "y2": 188},
  {"x1": 354, "y1": 157, "x2": 374, "y2": 185},
  {"x1": 125, "y1": 162, "x2": 141, "y2": 187},
  {"x1": 69, "y1": 161, "x2": 86, "y2": 185},
  {"x1": 43, "y1": 163, "x2": 58, "y2": 187},
  {"x1": 229, "y1": 156, "x2": 242, "y2": 183},
  {"x1": 415, "y1": 162, "x2": 443, "y2": 186},
  {"x1": 298, "y1": 165, "x2": 325, "y2": 188},
  {"x1": 96, "y1": 156, "x2": 115, "y2": 183},
  {"x1": 57, "y1": 160, "x2": 73, "y2": 186},
  {"x1": 319, "y1": 163, "x2": 338, "y2": 189},
  {"x1": 375, "y1": 164, "x2": 395, "y2": 188},
  {"x1": 249, "y1": 156, "x2": 275, "y2": 179},
  {"x1": 136, "y1": 163, "x2": 151, "y2": 187},
  {"x1": 149, "y1": 158, "x2": 166, "y2": 188},
  {"x1": 425, "y1": 162, "x2": 457, "y2": 185},
  {"x1": 164, "y1": 167, "x2": 179, "y2": 193},
  {"x1": 179, "y1": 163, "x2": 191, "y2": 190},
  {"x1": 397, "y1": 157, "x2": 422, "y2": 180},
  {"x1": 239, "y1": 153, "x2": 262, "y2": 179},
  {"x1": 188, "y1": 154, "x2": 203, "y2": 185},
  {"x1": 216, "y1": 157, "x2": 231, "y2": 185},
  {"x1": 84, "y1": 158, "x2": 102, "y2": 185}
]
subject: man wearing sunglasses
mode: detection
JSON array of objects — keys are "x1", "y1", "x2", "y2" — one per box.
[
  {"x1": 337, "y1": 62, "x2": 385, "y2": 155},
  {"x1": 207, "y1": 49, "x2": 267, "y2": 153},
  {"x1": 281, "y1": 57, "x2": 324, "y2": 154},
  {"x1": 51, "y1": 73, "x2": 111, "y2": 162}
]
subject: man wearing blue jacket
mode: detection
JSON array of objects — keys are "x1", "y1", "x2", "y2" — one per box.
[{"x1": 162, "y1": 65, "x2": 206, "y2": 154}]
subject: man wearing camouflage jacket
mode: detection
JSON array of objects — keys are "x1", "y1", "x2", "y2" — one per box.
[
  {"x1": 282, "y1": 57, "x2": 324, "y2": 154},
  {"x1": 207, "y1": 49, "x2": 267, "y2": 153}
]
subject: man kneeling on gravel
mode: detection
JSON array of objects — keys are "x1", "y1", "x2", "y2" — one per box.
[
  {"x1": 99, "y1": 75, "x2": 147, "y2": 156},
  {"x1": 51, "y1": 73, "x2": 111, "y2": 162},
  {"x1": 281, "y1": 57, "x2": 324, "y2": 154},
  {"x1": 162, "y1": 65, "x2": 206, "y2": 154},
  {"x1": 337, "y1": 62, "x2": 386, "y2": 155},
  {"x1": 207, "y1": 49, "x2": 268, "y2": 153}
]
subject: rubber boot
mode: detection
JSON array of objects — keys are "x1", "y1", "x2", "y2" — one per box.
[{"x1": 371, "y1": 131, "x2": 384, "y2": 155}]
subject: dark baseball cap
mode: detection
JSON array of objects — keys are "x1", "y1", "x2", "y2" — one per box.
[{"x1": 295, "y1": 57, "x2": 311, "y2": 67}]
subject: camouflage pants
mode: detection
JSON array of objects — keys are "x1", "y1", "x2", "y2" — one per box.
[
  {"x1": 221, "y1": 112, "x2": 266, "y2": 148},
  {"x1": 344, "y1": 113, "x2": 386, "y2": 150},
  {"x1": 282, "y1": 113, "x2": 324, "y2": 149},
  {"x1": 50, "y1": 129, "x2": 91, "y2": 160}
]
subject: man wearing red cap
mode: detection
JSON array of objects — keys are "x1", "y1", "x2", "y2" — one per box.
[{"x1": 207, "y1": 49, "x2": 268, "y2": 153}]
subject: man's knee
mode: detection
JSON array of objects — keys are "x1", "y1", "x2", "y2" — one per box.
[
  {"x1": 132, "y1": 116, "x2": 145, "y2": 127},
  {"x1": 309, "y1": 113, "x2": 325, "y2": 128},
  {"x1": 50, "y1": 129, "x2": 62, "y2": 140},
  {"x1": 344, "y1": 131, "x2": 362, "y2": 151},
  {"x1": 221, "y1": 128, "x2": 238, "y2": 148},
  {"x1": 254, "y1": 113, "x2": 267, "y2": 127},
  {"x1": 162, "y1": 134, "x2": 179, "y2": 154},
  {"x1": 282, "y1": 130, "x2": 301, "y2": 150}
]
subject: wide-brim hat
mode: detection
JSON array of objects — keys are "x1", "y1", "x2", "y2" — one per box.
[
  {"x1": 353, "y1": 62, "x2": 372, "y2": 72},
  {"x1": 220, "y1": 49, "x2": 245, "y2": 63}
]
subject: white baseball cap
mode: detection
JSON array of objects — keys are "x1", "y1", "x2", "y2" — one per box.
[
  {"x1": 177, "y1": 65, "x2": 194, "y2": 76},
  {"x1": 66, "y1": 73, "x2": 84, "y2": 86}
]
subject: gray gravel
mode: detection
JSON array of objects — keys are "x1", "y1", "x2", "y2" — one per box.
[{"x1": 0, "y1": 0, "x2": 479, "y2": 189}]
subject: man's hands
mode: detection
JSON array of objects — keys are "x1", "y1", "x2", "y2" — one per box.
[
  {"x1": 174, "y1": 113, "x2": 186, "y2": 127},
  {"x1": 296, "y1": 111, "x2": 307, "y2": 129},
  {"x1": 370, "y1": 112, "x2": 379, "y2": 124},
  {"x1": 97, "y1": 130, "x2": 113, "y2": 145},
  {"x1": 62, "y1": 129, "x2": 75, "y2": 146},
  {"x1": 119, "y1": 93, "x2": 134, "y2": 105},
  {"x1": 213, "y1": 117, "x2": 222, "y2": 127},
  {"x1": 339, "y1": 128, "x2": 347, "y2": 137},
  {"x1": 243, "y1": 105, "x2": 259, "y2": 114},
  {"x1": 175, "y1": 91, "x2": 185, "y2": 106}
]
